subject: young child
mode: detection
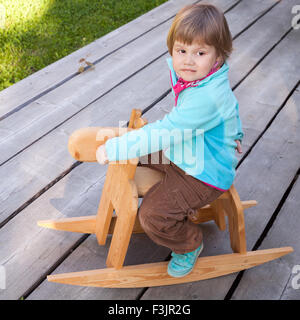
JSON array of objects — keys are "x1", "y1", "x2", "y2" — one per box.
[{"x1": 96, "y1": 3, "x2": 244, "y2": 278}]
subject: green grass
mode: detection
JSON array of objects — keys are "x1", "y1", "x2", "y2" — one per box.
[{"x1": 0, "y1": 0, "x2": 168, "y2": 91}]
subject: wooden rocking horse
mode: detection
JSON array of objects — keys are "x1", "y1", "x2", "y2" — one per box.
[{"x1": 38, "y1": 109, "x2": 293, "y2": 287}]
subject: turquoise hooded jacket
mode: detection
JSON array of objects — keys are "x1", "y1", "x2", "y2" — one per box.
[{"x1": 105, "y1": 57, "x2": 244, "y2": 190}]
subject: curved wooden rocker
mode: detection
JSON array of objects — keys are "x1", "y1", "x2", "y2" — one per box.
[{"x1": 38, "y1": 109, "x2": 293, "y2": 288}]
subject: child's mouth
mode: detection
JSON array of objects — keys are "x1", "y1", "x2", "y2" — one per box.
[{"x1": 181, "y1": 69, "x2": 196, "y2": 73}]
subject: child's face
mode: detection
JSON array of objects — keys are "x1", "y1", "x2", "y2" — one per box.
[{"x1": 172, "y1": 40, "x2": 221, "y2": 82}]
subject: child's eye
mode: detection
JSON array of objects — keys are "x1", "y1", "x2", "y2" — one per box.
[
  {"x1": 197, "y1": 51, "x2": 204, "y2": 56},
  {"x1": 178, "y1": 49, "x2": 185, "y2": 54}
]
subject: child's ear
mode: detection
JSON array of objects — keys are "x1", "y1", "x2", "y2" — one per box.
[
  {"x1": 216, "y1": 56, "x2": 224, "y2": 66},
  {"x1": 220, "y1": 55, "x2": 225, "y2": 64}
]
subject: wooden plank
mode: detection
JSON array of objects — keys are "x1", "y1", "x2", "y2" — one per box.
[
  {"x1": 38, "y1": 215, "x2": 97, "y2": 234},
  {"x1": 45, "y1": 248, "x2": 293, "y2": 288},
  {"x1": 141, "y1": 40, "x2": 300, "y2": 299},
  {"x1": 0, "y1": 0, "x2": 280, "y2": 224},
  {"x1": 36, "y1": 200, "x2": 256, "y2": 234},
  {"x1": 224, "y1": 0, "x2": 280, "y2": 40},
  {"x1": 0, "y1": 0, "x2": 198, "y2": 118},
  {"x1": 0, "y1": 0, "x2": 269, "y2": 166},
  {"x1": 228, "y1": 0, "x2": 297, "y2": 87},
  {"x1": 0, "y1": 1, "x2": 292, "y2": 300},
  {"x1": 229, "y1": 90, "x2": 300, "y2": 300}
]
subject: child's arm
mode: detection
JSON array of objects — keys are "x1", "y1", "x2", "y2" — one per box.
[{"x1": 102, "y1": 90, "x2": 224, "y2": 162}]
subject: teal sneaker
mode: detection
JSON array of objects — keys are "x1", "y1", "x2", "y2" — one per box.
[{"x1": 167, "y1": 242, "x2": 204, "y2": 278}]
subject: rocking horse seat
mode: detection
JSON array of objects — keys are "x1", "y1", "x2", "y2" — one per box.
[{"x1": 134, "y1": 166, "x2": 164, "y2": 197}]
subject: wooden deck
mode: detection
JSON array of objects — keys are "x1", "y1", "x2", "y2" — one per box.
[{"x1": 0, "y1": 0, "x2": 299, "y2": 300}]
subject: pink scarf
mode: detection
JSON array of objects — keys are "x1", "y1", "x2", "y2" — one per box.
[{"x1": 171, "y1": 61, "x2": 220, "y2": 106}]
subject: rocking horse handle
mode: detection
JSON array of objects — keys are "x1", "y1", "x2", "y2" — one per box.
[
  {"x1": 67, "y1": 109, "x2": 148, "y2": 162},
  {"x1": 128, "y1": 108, "x2": 148, "y2": 129}
]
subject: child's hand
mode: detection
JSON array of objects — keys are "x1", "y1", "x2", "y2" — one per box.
[
  {"x1": 96, "y1": 144, "x2": 109, "y2": 164},
  {"x1": 235, "y1": 140, "x2": 243, "y2": 154}
]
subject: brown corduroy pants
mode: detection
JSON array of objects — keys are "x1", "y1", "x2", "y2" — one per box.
[{"x1": 137, "y1": 151, "x2": 225, "y2": 254}]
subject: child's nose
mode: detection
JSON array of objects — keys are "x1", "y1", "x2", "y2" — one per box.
[{"x1": 184, "y1": 54, "x2": 195, "y2": 65}]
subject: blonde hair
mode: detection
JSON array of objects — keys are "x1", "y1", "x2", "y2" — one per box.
[{"x1": 167, "y1": 3, "x2": 233, "y2": 63}]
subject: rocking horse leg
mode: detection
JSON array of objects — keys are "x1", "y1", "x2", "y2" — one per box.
[
  {"x1": 210, "y1": 199, "x2": 226, "y2": 231},
  {"x1": 95, "y1": 196, "x2": 114, "y2": 246},
  {"x1": 94, "y1": 165, "x2": 116, "y2": 245},
  {"x1": 223, "y1": 185, "x2": 247, "y2": 253},
  {"x1": 106, "y1": 180, "x2": 139, "y2": 269}
]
